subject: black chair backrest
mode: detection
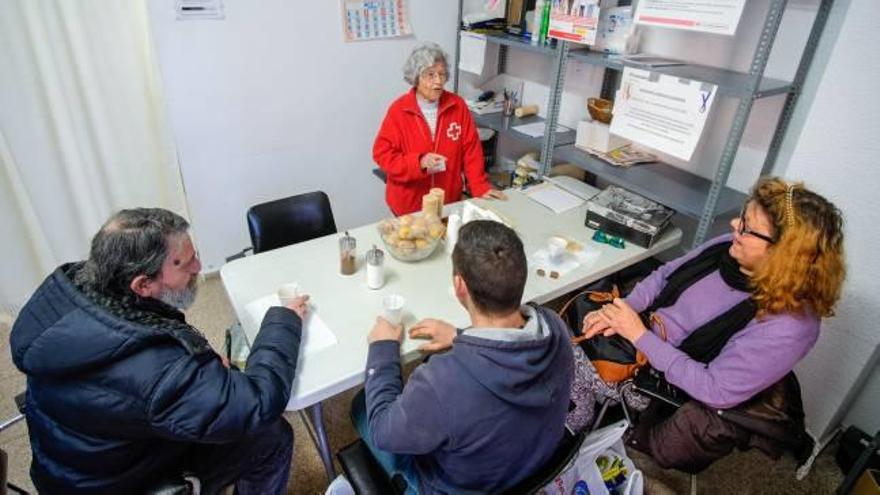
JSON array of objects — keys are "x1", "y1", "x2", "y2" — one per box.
[
  {"x1": 500, "y1": 430, "x2": 586, "y2": 494},
  {"x1": 246, "y1": 191, "x2": 337, "y2": 254}
]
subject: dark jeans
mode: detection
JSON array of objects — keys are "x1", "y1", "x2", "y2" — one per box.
[
  {"x1": 350, "y1": 390, "x2": 421, "y2": 495},
  {"x1": 628, "y1": 400, "x2": 750, "y2": 474},
  {"x1": 186, "y1": 417, "x2": 294, "y2": 495}
]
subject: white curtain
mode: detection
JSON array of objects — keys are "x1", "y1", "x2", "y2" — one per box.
[{"x1": 0, "y1": 0, "x2": 186, "y2": 314}]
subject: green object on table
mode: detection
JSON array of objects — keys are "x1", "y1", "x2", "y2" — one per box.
[{"x1": 592, "y1": 230, "x2": 625, "y2": 249}]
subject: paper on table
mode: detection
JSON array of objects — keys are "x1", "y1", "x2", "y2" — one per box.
[
  {"x1": 244, "y1": 294, "x2": 337, "y2": 356},
  {"x1": 525, "y1": 182, "x2": 586, "y2": 214},
  {"x1": 462, "y1": 200, "x2": 514, "y2": 228},
  {"x1": 530, "y1": 247, "x2": 600, "y2": 278},
  {"x1": 459, "y1": 31, "x2": 487, "y2": 75},
  {"x1": 512, "y1": 122, "x2": 570, "y2": 138},
  {"x1": 634, "y1": 0, "x2": 746, "y2": 36},
  {"x1": 610, "y1": 67, "x2": 716, "y2": 161}
]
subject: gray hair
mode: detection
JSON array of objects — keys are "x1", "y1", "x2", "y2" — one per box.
[
  {"x1": 402, "y1": 42, "x2": 449, "y2": 86},
  {"x1": 79, "y1": 208, "x2": 190, "y2": 296}
]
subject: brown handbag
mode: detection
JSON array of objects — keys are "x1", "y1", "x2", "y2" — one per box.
[{"x1": 559, "y1": 286, "x2": 658, "y2": 384}]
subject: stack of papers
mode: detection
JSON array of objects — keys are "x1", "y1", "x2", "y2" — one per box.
[{"x1": 525, "y1": 182, "x2": 586, "y2": 214}]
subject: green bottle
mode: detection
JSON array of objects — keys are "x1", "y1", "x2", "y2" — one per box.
[{"x1": 541, "y1": 0, "x2": 551, "y2": 44}]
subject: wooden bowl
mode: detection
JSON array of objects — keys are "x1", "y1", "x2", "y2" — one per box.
[{"x1": 588, "y1": 97, "x2": 613, "y2": 124}]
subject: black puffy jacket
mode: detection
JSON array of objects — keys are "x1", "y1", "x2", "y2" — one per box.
[{"x1": 10, "y1": 264, "x2": 302, "y2": 493}]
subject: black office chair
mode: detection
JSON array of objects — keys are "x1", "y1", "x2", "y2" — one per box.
[
  {"x1": 248, "y1": 191, "x2": 337, "y2": 254},
  {"x1": 336, "y1": 431, "x2": 586, "y2": 495},
  {"x1": 500, "y1": 430, "x2": 587, "y2": 494},
  {"x1": 227, "y1": 191, "x2": 338, "y2": 261}
]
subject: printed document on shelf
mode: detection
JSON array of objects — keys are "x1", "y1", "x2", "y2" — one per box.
[
  {"x1": 634, "y1": 0, "x2": 746, "y2": 35},
  {"x1": 244, "y1": 294, "x2": 337, "y2": 356},
  {"x1": 610, "y1": 67, "x2": 716, "y2": 161},
  {"x1": 459, "y1": 31, "x2": 487, "y2": 75}
]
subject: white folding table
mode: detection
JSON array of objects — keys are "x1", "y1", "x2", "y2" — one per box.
[{"x1": 220, "y1": 177, "x2": 682, "y2": 482}]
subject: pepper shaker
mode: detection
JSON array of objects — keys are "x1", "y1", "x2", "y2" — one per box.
[{"x1": 339, "y1": 231, "x2": 357, "y2": 275}]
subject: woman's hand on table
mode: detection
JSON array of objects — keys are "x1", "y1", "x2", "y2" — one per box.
[
  {"x1": 368, "y1": 316, "x2": 404, "y2": 344},
  {"x1": 284, "y1": 295, "x2": 310, "y2": 320},
  {"x1": 420, "y1": 153, "x2": 446, "y2": 172},
  {"x1": 482, "y1": 189, "x2": 507, "y2": 201},
  {"x1": 595, "y1": 298, "x2": 647, "y2": 343},
  {"x1": 409, "y1": 318, "x2": 456, "y2": 354}
]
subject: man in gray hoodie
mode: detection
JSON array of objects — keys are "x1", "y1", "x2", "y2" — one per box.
[{"x1": 352, "y1": 220, "x2": 574, "y2": 494}]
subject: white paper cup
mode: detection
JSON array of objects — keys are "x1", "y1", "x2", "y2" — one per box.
[
  {"x1": 547, "y1": 237, "x2": 567, "y2": 263},
  {"x1": 382, "y1": 294, "x2": 406, "y2": 325},
  {"x1": 277, "y1": 283, "x2": 301, "y2": 306}
]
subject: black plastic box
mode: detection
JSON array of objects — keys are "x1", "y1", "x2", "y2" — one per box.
[{"x1": 585, "y1": 186, "x2": 675, "y2": 248}]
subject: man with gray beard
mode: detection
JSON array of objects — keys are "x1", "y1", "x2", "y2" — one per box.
[{"x1": 10, "y1": 208, "x2": 306, "y2": 494}]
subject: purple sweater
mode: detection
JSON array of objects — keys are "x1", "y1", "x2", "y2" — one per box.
[{"x1": 629, "y1": 234, "x2": 819, "y2": 409}]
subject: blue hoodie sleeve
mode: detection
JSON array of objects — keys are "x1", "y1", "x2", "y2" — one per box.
[
  {"x1": 365, "y1": 341, "x2": 448, "y2": 455},
  {"x1": 146, "y1": 306, "x2": 301, "y2": 442}
]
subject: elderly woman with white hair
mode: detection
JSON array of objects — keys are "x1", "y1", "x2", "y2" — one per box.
[{"x1": 373, "y1": 42, "x2": 506, "y2": 215}]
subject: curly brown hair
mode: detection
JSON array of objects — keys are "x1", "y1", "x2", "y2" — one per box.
[{"x1": 749, "y1": 177, "x2": 845, "y2": 317}]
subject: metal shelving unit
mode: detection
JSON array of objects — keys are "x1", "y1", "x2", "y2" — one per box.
[
  {"x1": 474, "y1": 112, "x2": 576, "y2": 149},
  {"x1": 454, "y1": 0, "x2": 833, "y2": 247},
  {"x1": 553, "y1": 145, "x2": 746, "y2": 218}
]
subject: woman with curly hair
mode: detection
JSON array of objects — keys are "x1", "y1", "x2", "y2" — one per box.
[
  {"x1": 373, "y1": 42, "x2": 506, "y2": 215},
  {"x1": 570, "y1": 177, "x2": 845, "y2": 472}
]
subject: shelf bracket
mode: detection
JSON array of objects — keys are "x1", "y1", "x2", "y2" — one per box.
[
  {"x1": 453, "y1": 0, "x2": 464, "y2": 93},
  {"x1": 694, "y1": 0, "x2": 788, "y2": 248},
  {"x1": 539, "y1": 40, "x2": 571, "y2": 176}
]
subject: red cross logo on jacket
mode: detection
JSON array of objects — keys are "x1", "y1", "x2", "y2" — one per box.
[{"x1": 446, "y1": 122, "x2": 461, "y2": 141}]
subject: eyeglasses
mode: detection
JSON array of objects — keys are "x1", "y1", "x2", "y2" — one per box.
[
  {"x1": 421, "y1": 70, "x2": 448, "y2": 82},
  {"x1": 738, "y1": 206, "x2": 776, "y2": 244},
  {"x1": 592, "y1": 230, "x2": 625, "y2": 249}
]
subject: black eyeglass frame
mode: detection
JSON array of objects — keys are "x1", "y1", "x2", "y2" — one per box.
[{"x1": 738, "y1": 205, "x2": 776, "y2": 244}]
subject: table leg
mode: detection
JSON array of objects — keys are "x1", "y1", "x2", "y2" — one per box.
[{"x1": 301, "y1": 402, "x2": 337, "y2": 483}]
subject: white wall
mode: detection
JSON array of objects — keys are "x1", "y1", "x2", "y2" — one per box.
[
  {"x1": 846, "y1": 367, "x2": 880, "y2": 435},
  {"x1": 147, "y1": 0, "x2": 459, "y2": 270},
  {"x1": 774, "y1": 0, "x2": 880, "y2": 439}
]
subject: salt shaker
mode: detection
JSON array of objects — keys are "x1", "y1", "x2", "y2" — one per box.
[
  {"x1": 446, "y1": 214, "x2": 462, "y2": 254},
  {"x1": 366, "y1": 245, "x2": 385, "y2": 290},
  {"x1": 339, "y1": 231, "x2": 357, "y2": 276}
]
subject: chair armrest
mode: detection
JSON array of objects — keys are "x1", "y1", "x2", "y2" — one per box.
[
  {"x1": 225, "y1": 247, "x2": 253, "y2": 263},
  {"x1": 337, "y1": 439, "x2": 401, "y2": 494}
]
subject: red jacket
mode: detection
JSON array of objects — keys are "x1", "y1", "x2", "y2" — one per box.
[{"x1": 373, "y1": 89, "x2": 492, "y2": 215}]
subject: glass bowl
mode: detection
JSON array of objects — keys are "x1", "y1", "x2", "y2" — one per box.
[{"x1": 377, "y1": 213, "x2": 445, "y2": 262}]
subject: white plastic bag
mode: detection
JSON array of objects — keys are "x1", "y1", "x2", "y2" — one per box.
[
  {"x1": 324, "y1": 475, "x2": 355, "y2": 495},
  {"x1": 224, "y1": 322, "x2": 251, "y2": 369},
  {"x1": 542, "y1": 420, "x2": 643, "y2": 495}
]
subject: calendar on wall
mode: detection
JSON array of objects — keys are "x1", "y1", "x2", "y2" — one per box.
[{"x1": 342, "y1": 0, "x2": 412, "y2": 42}]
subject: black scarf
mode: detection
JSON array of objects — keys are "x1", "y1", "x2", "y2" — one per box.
[
  {"x1": 68, "y1": 263, "x2": 212, "y2": 355},
  {"x1": 639, "y1": 241, "x2": 757, "y2": 364}
]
